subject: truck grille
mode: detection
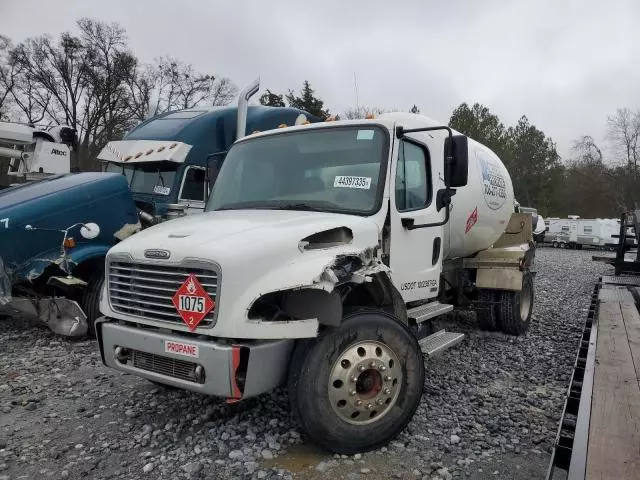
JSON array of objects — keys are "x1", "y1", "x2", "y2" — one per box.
[
  {"x1": 108, "y1": 261, "x2": 218, "y2": 327},
  {"x1": 132, "y1": 349, "x2": 204, "y2": 384}
]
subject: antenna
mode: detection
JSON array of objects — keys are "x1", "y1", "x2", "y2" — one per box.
[{"x1": 354, "y1": 72, "x2": 359, "y2": 114}]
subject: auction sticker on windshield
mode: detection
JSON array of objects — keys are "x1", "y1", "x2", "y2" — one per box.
[
  {"x1": 172, "y1": 274, "x2": 215, "y2": 331},
  {"x1": 334, "y1": 176, "x2": 372, "y2": 189},
  {"x1": 153, "y1": 185, "x2": 171, "y2": 195}
]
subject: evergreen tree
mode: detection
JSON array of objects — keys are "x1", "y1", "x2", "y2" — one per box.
[
  {"x1": 259, "y1": 89, "x2": 285, "y2": 107},
  {"x1": 285, "y1": 80, "x2": 329, "y2": 118},
  {"x1": 410, "y1": 104, "x2": 420, "y2": 114}
]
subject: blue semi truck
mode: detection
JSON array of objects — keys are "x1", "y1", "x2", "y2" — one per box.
[
  {"x1": 98, "y1": 81, "x2": 321, "y2": 224},
  {"x1": 0, "y1": 80, "x2": 321, "y2": 336}
]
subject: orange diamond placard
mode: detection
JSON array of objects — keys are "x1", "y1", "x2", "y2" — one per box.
[{"x1": 172, "y1": 274, "x2": 215, "y2": 331}]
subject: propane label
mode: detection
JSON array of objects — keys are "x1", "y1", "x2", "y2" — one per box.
[
  {"x1": 477, "y1": 150, "x2": 507, "y2": 210},
  {"x1": 165, "y1": 340, "x2": 199, "y2": 358}
]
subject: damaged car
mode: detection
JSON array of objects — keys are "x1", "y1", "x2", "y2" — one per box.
[{"x1": 0, "y1": 172, "x2": 140, "y2": 336}]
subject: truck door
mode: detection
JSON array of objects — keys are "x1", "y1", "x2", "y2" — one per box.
[{"x1": 389, "y1": 138, "x2": 443, "y2": 302}]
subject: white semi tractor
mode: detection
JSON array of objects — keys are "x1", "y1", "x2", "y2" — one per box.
[{"x1": 95, "y1": 111, "x2": 534, "y2": 453}]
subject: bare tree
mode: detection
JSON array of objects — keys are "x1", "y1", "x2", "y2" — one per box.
[
  {"x1": 0, "y1": 35, "x2": 15, "y2": 120},
  {"x1": 77, "y1": 18, "x2": 138, "y2": 166},
  {"x1": 343, "y1": 106, "x2": 388, "y2": 119},
  {"x1": 210, "y1": 77, "x2": 237, "y2": 107},
  {"x1": 12, "y1": 33, "x2": 91, "y2": 137},
  {"x1": 572, "y1": 135, "x2": 603, "y2": 164},
  {"x1": 607, "y1": 108, "x2": 640, "y2": 170}
]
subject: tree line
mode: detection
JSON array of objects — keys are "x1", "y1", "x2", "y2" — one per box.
[
  {"x1": 448, "y1": 103, "x2": 640, "y2": 218},
  {"x1": 1, "y1": 18, "x2": 638, "y2": 218}
]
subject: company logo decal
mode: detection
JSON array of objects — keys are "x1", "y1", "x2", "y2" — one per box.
[
  {"x1": 144, "y1": 249, "x2": 171, "y2": 259},
  {"x1": 478, "y1": 150, "x2": 507, "y2": 210}
]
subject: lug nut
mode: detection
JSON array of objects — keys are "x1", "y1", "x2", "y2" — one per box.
[
  {"x1": 369, "y1": 361, "x2": 376, "y2": 368},
  {"x1": 380, "y1": 366, "x2": 387, "y2": 371},
  {"x1": 356, "y1": 400, "x2": 363, "y2": 406},
  {"x1": 350, "y1": 376, "x2": 357, "y2": 383},
  {"x1": 385, "y1": 376, "x2": 392, "y2": 382},
  {"x1": 383, "y1": 388, "x2": 391, "y2": 394},
  {"x1": 366, "y1": 403, "x2": 373, "y2": 410},
  {"x1": 350, "y1": 390, "x2": 357, "y2": 396},
  {"x1": 377, "y1": 399, "x2": 384, "y2": 405},
  {"x1": 358, "y1": 365, "x2": 366, "y2": 372}
]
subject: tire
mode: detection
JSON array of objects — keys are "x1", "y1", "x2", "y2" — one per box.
[
  {"x1": 287, "y1": 310, "x2": 425, "y2": 454},
  {"x1": 81, "y1": 269, "x2": 104, "y2": 339},
  {"x1": 476, "y1": 289, "x2": 498, "y2": 331},
  {"x1": 496, "y1": 272, "x2": 534, "y2": 336},
  {"x1": 552, "y1": 242, "x2": 558, "y2": 248}
]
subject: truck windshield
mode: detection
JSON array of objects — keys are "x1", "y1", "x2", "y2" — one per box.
[
  {"x1": 103, "y1": 161, "x2": 178, "y2": 196},
  {"x1": 206, "y1": 126, "x2": 388, "y2": 215}
]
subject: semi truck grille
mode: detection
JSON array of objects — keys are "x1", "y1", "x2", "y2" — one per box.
[
  {"x1": 108, "y1": 261, "x2": 218, "y2": 327},
  {"x1": 132, "y1": 349, "x2": 204, "y2": 384}
]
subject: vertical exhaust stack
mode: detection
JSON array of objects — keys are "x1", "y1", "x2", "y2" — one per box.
[{"x1": 236, "y1": 78, "x2": 260, "y2": 140}]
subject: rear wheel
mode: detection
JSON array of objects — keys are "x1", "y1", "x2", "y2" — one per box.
[
  {"x1": 288, "y1": 310, "x2": 424, "y2": 454},
  {"x1": 495, "y1": 272, "x2": 534, "y2": 335}
]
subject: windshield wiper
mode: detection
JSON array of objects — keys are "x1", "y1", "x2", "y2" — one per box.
[
  {"x1": 155, "y1": 169, "x2": 166, "y2": 187},
  {"x1": 216, "y1": 201, "x2": 338, "y2": 212}
]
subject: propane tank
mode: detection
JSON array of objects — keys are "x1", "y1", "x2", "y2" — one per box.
[{"x1": 443, "y1": 139, "x2": 515, "y2": 259}]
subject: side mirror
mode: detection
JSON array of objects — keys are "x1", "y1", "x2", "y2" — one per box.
[
  {"x1": 444, "y1": 135, "x2": 469, "y2": 187},
  {"x1": 80, "y1": 222, "x2": 100, "y2": 239}
]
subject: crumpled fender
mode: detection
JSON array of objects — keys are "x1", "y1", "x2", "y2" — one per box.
[
  {"x1": 218, "y1": 245, "x2": 389, "y2": 339},
  {"x1": 13, "y1": 244, "x2": 110, "y2": 282}
]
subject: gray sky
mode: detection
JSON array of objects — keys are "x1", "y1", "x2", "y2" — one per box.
[{"x1": 2, "y1": 0, "x2": 639, "y2": 159}]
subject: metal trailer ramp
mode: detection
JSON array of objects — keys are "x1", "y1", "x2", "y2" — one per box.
[{"x1": 546, "y1": 276, "x2": 640, "y2": 479}]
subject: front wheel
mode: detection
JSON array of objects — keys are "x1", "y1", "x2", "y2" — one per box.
[
  {"x1": 81, "y1": 269, "x2": 104, "y2": 338},
  {"x1": 288, "y1": 311, "x2": 425, "y2": 454}
]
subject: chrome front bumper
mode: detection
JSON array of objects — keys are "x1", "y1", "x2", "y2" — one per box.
[{"x1": 97, "y1": 319, "x2": 294, "y2": 399}]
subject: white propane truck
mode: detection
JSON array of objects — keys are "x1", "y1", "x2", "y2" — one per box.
[{"x1": 96, "y1": 112, "x2": 534, "y2": 453}]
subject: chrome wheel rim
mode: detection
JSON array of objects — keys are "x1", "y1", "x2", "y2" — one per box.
[{"x1": 328, "y1": 341, "x2": 403, "y2": 425}]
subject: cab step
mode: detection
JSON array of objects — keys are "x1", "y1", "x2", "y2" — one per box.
[
  {"x1": 408, "y1": 301, "x2": 453, "y2": 324},
  {"x1": 418, "y1": 330, "x2": 465, "y2": 357}
]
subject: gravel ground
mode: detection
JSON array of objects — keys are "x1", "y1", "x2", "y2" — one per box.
[{"x1": 0, "y1": 248, "x2": 609, "y2": 480}]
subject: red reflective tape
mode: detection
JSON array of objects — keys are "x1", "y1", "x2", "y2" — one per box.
[{"x1": 229, "y1": 345, "x2": 242, "y2": 400}]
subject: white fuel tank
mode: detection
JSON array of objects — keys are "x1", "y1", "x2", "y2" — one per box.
[{"x1": 443, "y1": 139, "x2": 514, "y2": 259}]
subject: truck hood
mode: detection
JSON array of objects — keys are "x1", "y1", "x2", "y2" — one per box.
[{"x1": 108, "y1": 209, "x2": 382, "y2": 264}]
